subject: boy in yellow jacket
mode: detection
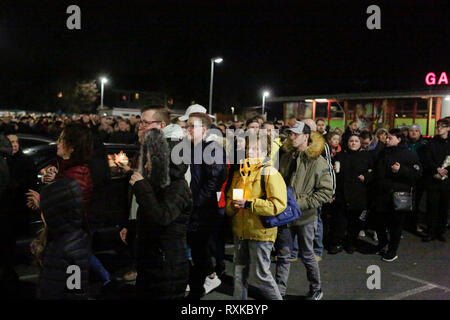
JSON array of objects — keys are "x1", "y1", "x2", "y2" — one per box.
[{"x1": 226, "y1": 132, "x2": 287, "y2": 300}]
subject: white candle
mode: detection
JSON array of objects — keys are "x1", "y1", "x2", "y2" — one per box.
[{"x1": 233, "y1": 189, "x2": 244, "y2": 200}]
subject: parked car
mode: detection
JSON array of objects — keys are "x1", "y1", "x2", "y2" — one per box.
[
  {"x1": 16, "y1": 140, "x2": 139, "y2": 255},
  {"x1": 16, "y1": 133, "x2": 55, "y2": 150}
]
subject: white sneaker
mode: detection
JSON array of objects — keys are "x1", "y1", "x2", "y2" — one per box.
[
  {"x1": 372, "y1": 232, "x2": 378, "y2": 242},
  {"x1": 203, "y1": 273, "x2": 222, "y2": 295},
  {"x1": 359, "y1": 230, "x2": 366, "y2": 238},
  {"x1": 367, "y1": 230, "x2": 378, "y2": 242}
]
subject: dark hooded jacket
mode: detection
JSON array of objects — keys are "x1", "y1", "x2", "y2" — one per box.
[
  {"x1": 37, "y1": 178, "x2": 90, "y2": 300},
  {"x1": 373, "y1": 143, "x2": 422, "y2": 213},
  {"x1": 334, "y1": 149, "x2": 374, "y2": 211},
  {"x1": 132, "y1": 129, "x2": 193, "y2": 300}
]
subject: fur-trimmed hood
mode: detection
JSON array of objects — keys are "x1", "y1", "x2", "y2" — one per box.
[
  {"x1": 281, "y1": 131, "x2": 325, "y2": 160},
  {"x1": 142, "y1": 129, "x2": 188, "y2": 189}
]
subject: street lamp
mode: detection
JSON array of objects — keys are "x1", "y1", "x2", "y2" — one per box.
[
  {"x1": 262, "y1": 91, "x2": 270, "y2": 115},
  {"x1": 100, "y1": 77, "x2": 108, "y2": 107},
  {"x1": 209, "y1": 57, "x2": 223, "y2": 115}
]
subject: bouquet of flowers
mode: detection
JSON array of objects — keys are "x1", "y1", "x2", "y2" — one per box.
[{"x1": 434, "y1": 156, "x2": 450, "y2": 180}]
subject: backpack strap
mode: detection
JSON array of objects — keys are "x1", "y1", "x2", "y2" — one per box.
[{"x1": 260, "y1": 165, "x2": 271, "y2": 200}]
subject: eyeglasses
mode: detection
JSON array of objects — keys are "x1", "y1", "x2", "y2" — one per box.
[
  {"x1": 187, "y1": 124, "x2": 205, "y2": 129},
  {"x1": 139, "y1": 119, "x2": 161, "y2": 128},
  {"x1": 437, "y1": 125, "x2": 448, "y2": 129}
]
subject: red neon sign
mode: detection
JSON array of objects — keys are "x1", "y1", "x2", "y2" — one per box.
[{"x1": 425, "y1": 72, "x2": 449, "y2": 86}]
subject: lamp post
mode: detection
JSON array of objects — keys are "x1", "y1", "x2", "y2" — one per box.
[
  {"x1": 100, "y1": 77, "x2": 108, "y2": 107},
  {"x1": 209, "y1": 57, "x2": 223, "y2": 115},
  {"x1": 262, "y1": 91, "x2": 270, "y2": 116}
]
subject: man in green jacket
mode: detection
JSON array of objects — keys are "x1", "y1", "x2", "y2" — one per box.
[{"x1": 277, "y1": 121, "x2": 333, "y2": 300}]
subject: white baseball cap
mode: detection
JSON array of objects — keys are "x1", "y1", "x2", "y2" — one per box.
[
  {"x1": 179, "y1": 104, "x2": 215, "y2": 121},
  {"x1": 286, "y1": 121, "x2": 311, "y2": 135}
]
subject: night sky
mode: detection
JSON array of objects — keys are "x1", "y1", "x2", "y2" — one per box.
[{"x1": 0, "y1": 0, "x2": 449, "y2": 113}]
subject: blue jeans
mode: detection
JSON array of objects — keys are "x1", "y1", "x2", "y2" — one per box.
[
  {"x1": 291, "y1": 234, "x2": 299, "y2": 259},
  {"x1": 89, "y1": 254, "x2": 110, "y2": 285},
  {"x1": 313, "y1": 208, "x2": 324, "y2": 257}
]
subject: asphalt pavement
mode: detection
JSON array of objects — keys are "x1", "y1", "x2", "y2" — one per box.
[
  {"x1": 204, "y1": 230, "x2": 450, "y2": 300},
  {"x1": 11, "y1": 228, "x2": 450, "y2": 300}
]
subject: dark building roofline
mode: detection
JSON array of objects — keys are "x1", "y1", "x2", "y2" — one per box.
[{"x1": 267, "y1": 89, "x2": 450, "y2": 103}]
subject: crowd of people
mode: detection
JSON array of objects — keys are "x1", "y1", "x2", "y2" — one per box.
[{"x1": 0, "y1": 105, "x2": 449, "y2": 300}]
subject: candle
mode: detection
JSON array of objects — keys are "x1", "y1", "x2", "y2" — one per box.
[{"x1": 233, "y1": 189, "x2": 244, "y2": 200}]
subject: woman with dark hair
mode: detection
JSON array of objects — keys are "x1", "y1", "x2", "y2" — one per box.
[
  {"x1": 341, "y1": 121, "x2": 360, "y2": 151},
  {"x1": 126, "y1": 129, "x2": 193, "y2": 299},
  {"x1": 327, "y1": 134, "x2": 374, "y2": 254},
  {"x1": 372, "y1": 129, "x2": 422, "y2": 262},
  {"x1": 29, "y1": 123, "x2": 94, "y2": 219},
  {"x1": 27, "y1": 123, "x2": 114, "y2": 296}
]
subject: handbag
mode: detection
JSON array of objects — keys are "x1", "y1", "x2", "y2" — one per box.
[
  {"x1": 259, "y1": 166, "x2": 302, "y2": 228},
  {"x1": 392, "y1": 188, "x2": 413, "y2": 212}
]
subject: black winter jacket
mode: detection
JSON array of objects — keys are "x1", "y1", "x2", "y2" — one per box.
[
  {"x1": 37, "y1": 178, "x2": 90, "y2": 300},
  {"x1": 373, "y1": 143, "x2": 422, "y2": 213},
  {"x1": 0, "y1": 134, "x2": 12, "y2": 196},
  {"x1": 370, "y1": 141, "x2": 385, "y2": 163},
  {"x1": 132, "y1": 129, "x2": 193, "y2": 300},
  {"x1": 188, "y1": 139, "x2": 227, "y2": 230},
  {"x1": 422, "y1": 135, "x2": 450, "y2": 187},
  {"x1": 109, "y1": 130, "x2": 137, "y2": 144},
  {"x1": 335, "y1": 149, "x2": 374, "y2": 211},
  {"x1": 3, "y1": 150, "x2": 37, "y2": 235}
]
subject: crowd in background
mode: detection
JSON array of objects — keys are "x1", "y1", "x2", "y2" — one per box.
[{"x1": 0, "y1": 105, "x2": 449, "y2": 300}]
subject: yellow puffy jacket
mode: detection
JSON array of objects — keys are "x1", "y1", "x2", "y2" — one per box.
[
  {"x1": 226, "y1": 158, "x2": 287, "y2": 242},
  {"x1": 270, "y1": 138, "x2": 283, "y2": 165}
]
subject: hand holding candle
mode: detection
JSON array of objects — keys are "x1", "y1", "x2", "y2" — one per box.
[
  {"x1": 233, "y1": 189, "x2": 244, "y2": 200},
  {"x1": 232, "y1": 189, "x2": 247, "y2": 208}
]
